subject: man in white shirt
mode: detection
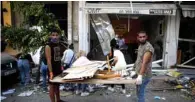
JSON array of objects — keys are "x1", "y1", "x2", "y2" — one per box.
[
  {"x1": 107, "y1": 38, "x2": 127, "y2": 94},
  {"x1": 110, "y1": 38, "x2": 127, "y2": 71},
  {"x1": 61, "y1": 44, "x2": 75, "y2": 69}
]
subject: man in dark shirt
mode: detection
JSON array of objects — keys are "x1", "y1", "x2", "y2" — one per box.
[
  {"x1": 133, "y1": 31, "x2": 154, "y2": 102},
  {"x1": 45, "y1": 29, "x2": 63, "y2": 102}
]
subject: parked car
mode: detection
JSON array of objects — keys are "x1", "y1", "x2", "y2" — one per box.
[{"x1": 1, "y1": 53, "x2": 19, "y2": 90}]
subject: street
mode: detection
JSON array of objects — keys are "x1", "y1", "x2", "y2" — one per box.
[{"x1": 1, "y1": 75, "x2": 194, "y2": 102}]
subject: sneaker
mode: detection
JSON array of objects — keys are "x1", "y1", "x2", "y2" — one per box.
[
  {"x1": 108, "y1": 87, "x2": 114, "y2": 92},
  {"x1": 80, "y1": 92, "x2": 89, "y2": 97},
  {"x1": 43, "y1": 88, "x2": 48, "y2": 93},
  {"x1": 75, "y1": 90, "x2": 81, "y2": 95},
  {"x1": 88, "y1": 86, "x2": 94, "y2": 92},
  {"x1": 121, "y1": 89, "x2": 126, "y2": 94}
]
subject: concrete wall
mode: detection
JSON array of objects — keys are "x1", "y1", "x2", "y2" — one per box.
[
  {"x1": 67, "y1": 1, "x2": 72, "y2": 45},
  {"x1": 72, "y1": 1, "x2": 79, "y2": 53},
  {"x1": 164, "y1": 10, "x2": 180, "y2": 68}
]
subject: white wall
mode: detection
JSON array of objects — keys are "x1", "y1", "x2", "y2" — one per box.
[
  {"x1": 78, "y1": 1, "x2": 89, "y2": 54},
  {"x1": 67, "y1": 1, "x2": 72, "y2": 44},
  {"x1": 164, "y1": 10, "x2": 180, "y2": 68}
]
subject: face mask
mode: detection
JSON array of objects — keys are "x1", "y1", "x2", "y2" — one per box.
[{"x1": 50, "y1": 38, "x2": 58, "y2": 43}]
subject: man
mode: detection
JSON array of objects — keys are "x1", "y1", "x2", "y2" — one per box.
[
  {"x1": 107, "y1": 38, "x2": 127, "y2": 94},
  {"x1": 115, "y1": 34, "x2": 128, "y2": 50},
  {"x1": 40, "y1": 46, "x2": 48, "y2": 92},
  {"x1": 45, "y1": 29, "x2": 64, "y2": 102},
  {"x1": 115, "y1": 34, "x2": 132, "y2": 64},
  {"x1": 61, "y1": 43, "x2": 75, "y2": 69},
  {"x1": 133, "y1": 31, "x2": 154, "y2": 102},
  {"x1": 17, "y1": 53, "x2": 31, "y2": 86}
]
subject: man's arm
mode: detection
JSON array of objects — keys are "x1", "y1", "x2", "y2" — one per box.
[
  {"x1": 45, "y1": 45, "x2": 52, "y2": 72},
  {"x1": 139, "y1": 51, "x2": 152, "y2": 75},
  {"x1": 111, "y1": 56, "x2": 118, "y2": 66}
]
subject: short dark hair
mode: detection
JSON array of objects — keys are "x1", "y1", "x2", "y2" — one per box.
[
  {"x1": 137, "y1": 31, "x2": 147, "y2": 35},
  {"x1": 50, "y1": 29, "x2": 60, "y2": 35},
  {"x1": 110, "y1": 38, "x2": 119, "y2": 49},
  {"x1": 69, "y1": 44, "x2": 74, "y2": 49}
]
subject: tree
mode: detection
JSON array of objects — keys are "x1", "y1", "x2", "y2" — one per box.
[{"x1": 2, "y1": 1, "x2": 62, "y2": 54}]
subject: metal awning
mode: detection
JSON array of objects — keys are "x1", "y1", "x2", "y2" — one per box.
[
  {"x1": 85, "y1": 3, "x2": 177, "y2": 15},
  {"x1": 181, "y1": 5, "x2": 195, "y2": 18}
]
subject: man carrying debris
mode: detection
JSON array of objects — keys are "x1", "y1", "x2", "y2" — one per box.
[
  {"x1": 107, "y1": 38, "x2": 127, "y2": 94},
  {"x1": 132, "y1": 31, "x2": 154, "y2": 102},
  {"x1": 45, "y1": 29, "x2": 64, "y2": 102}
]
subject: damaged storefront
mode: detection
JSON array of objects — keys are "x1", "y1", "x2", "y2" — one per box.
[
  {"x1": 76, "y1": 2, "x2": 181, "y2": 69},
  {"x1": 176, "y1": 4, "x2": 195, "y2": 68}
]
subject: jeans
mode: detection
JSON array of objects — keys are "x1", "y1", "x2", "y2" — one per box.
[
  {"x1": 76, "y1": 84, "x2": 88, "y2": 92},
  {"x1": 41, "y1": 62, "x2": 48, "y2": 89},
  {"x1": 137, "y1": 78, "x2": 151, "y2": 102},
  {"x1": 17, "y1": 59, "x2": 30, "y2": 85}
]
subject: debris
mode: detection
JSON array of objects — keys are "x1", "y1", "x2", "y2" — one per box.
[
  {"x1": 126, "y1": 94, "x2": 131, "y2": 97},
  {"x1": 71, "y1": 56, "x2": 92, "y2": 67},
  {"x1": 154, "y1": 96, "x2": 161, "y2": 100},
  {"x1": 18, "y1": 90, "x2": 34, "y2": 97},
  {"x1": 0, "y1": 96, "x2": 7, "y2": 101},
  {"x1": 60, "y1": 91, "x2": 73, "y2": 97},
  {"x1": 166, "y1": 70, "x2": 182, "y2": 78},
  {"x1": 175, "y1": 85, "x2": 184, "y2": 89},
  {"x1": 161, "y1": 97, "x2": 166, "y2": 100},
  {"x1": 31, "y1": 78, "x2": 35, "y2": 83},
  {"x1": 2, "y1": 89, "x2": 16, "y2": 95},
  {"x1": 178, "y1": 76, "x2": 191, "y2": 85}
]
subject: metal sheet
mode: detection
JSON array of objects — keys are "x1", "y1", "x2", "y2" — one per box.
[{"x1": 90, "y1": 14, "x2": 115, "y2": 55}]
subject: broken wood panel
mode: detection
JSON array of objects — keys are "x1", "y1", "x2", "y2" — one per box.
[
  {"x1": 62, "y1": 62, "x2": 105, "y2": 80},
  {"x1": 62, "y1": 68, "x2": 98, "y2": 80},
  {"x1": 51, "y1": 75, "x2": 136, "y2": 84}
]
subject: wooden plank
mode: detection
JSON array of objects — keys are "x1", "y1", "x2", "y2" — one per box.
[
  {"x1": 50, "y1": 75, "x2": 136, "y2": 84},
  {"x1": 176, "y1": 65, "x2": 195, "y2": 69}
]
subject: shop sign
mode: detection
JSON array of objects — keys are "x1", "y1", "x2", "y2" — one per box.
[
  {"x1": 85, "y1": 8, "x2": 175, "y2": 15},
  {"x1": 149, "y1": 9, "x2": 173, "y2": 15}
]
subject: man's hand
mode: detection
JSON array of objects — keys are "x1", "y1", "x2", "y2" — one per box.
[
  {"x1": 136, "y1": 75, "x2": 142, "y2": 85},
  {"x1": 49, "y1": 72, "x2": 54, "y2": 80}
]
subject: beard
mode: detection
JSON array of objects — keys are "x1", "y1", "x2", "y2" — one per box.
[{"x1": 139, "y1": 41, "x2": 146, "y2": 45}]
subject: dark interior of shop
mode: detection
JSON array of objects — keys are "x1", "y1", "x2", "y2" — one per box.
[
  {"x1": 178, "y1": 17, "x2": 195, "y2": 65},
  {"x1": 44, "y1": 2, "x2": 67, "y2": 37}
]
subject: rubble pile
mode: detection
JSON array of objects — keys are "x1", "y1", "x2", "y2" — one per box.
[{"x1": 165, "y1": 68, "x2": 195, "y2": 100}]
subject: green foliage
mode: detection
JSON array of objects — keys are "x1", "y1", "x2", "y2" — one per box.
[
  {"x1": 3, "y1": 1, "x2": 62, "y2": 54},
  {"x1": 1, "y1": 26, "x2": 45, "y2": 54}
]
